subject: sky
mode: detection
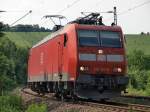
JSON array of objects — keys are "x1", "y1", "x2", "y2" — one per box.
[{"x1": 0, "y1": 0, "x2": 150, "y2": 34}]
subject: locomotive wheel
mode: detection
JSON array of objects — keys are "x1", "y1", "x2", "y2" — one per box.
[
  {"x1": 54, "y1": 92, "x2": 66, "y2": 102},
  {"x1": 72, "y1": 96, "x2": 78, "y2": 103},
  {"x1": 71, "y1": 92, "x2": 78, "y2": 103},
  {"x1": 60, "y1": 93, "x2": 65, "y2": 102},
  {"x1": 60, "y1": 89, "x2": 67, "y2": 102},
  {"x1": 54, "y1": 92, "x2": 61, "y2": 100}
]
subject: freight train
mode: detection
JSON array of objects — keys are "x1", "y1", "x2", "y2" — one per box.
[{"x1": 27, "y1": 13, "x2": 129, "y2": 100}]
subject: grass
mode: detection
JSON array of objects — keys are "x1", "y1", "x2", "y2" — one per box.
[
  {"x1": 126, "y1": 34, "x2": 150, "y2": 55},
  {"x1": 4, "y1": 32, "x2": 50, "y2": 48},
  {"x1": 3, "y1": 32, "x2": 150, "y2": 54},
  {"x1": 0, "y1": 95, "x2": 23, "y2": 112},
  {"x1": 126, "y1": 86, "x2": 148, "y2": 96},
  {"x1": 26, "y1": 103, "x2": 47, "y2": 112}
]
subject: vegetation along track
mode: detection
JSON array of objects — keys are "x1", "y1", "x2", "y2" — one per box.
[{"x1": 21, "y1": 87, "x2": 150, "y2": 112}]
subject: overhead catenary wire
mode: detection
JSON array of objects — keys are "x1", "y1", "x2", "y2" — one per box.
[
  {"x1": 104, "y1": 0, "x2": 150, "y2": 22},
  {"x1": 40, "y1": 0, "x2": 82, "y2": 28},
  {"x1": 118, "y1": 0, "x2": 150, "y2": 16},
  {"x1": 10, "y1": 10, "x2": 32, "y2": 26},
  {"x1": 57, "y1": 0, "x2": 81, "y2": 14},
  {"x1": 40, "y1": 0, "x2": 150, "y2": 28},
  {"x1": 83, "y1": 0, "x2": 104, "y2": 12}
]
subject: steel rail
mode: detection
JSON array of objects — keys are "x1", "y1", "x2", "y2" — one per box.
[
  {"x1": 21, "y1": 87, "x2": 150, "y2": 112},
  {"x1": 122, "y1": 95, "x2": 150, "y2": 100},
  {"x1": 79, "y1": 101, "x2": 150, "y2": 112}
]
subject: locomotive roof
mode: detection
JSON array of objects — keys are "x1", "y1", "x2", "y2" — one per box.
[
  {"x1": 32, "y1": 23, "x2": 122, "y2": 49},
  {"x1": 32, "y1": 24, "x2": 68, "y2": 48}
]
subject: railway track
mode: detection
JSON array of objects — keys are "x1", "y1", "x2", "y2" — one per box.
[
  {"x1": 21, "y1": 87, "x2": 45, "y2": 97},
  {"x1": 79, "y1": 101, "x2": 150, "y2": 112},
  {"x1": 21, "y1": 87, "x2": 56, "y2": 99},
  {"x1": 122, "y1": 95, "x2": 150, "y2": 100},
  {"x1": 21, "y1": 87, "x2": 150, "y2": 112}
]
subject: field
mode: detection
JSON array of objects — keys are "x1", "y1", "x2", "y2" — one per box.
[
  {"x1": 4, "y1": 32, "x2": 150, "y2": 55},
  {"x1": 3, "y1": 32, "x2": 150, "y2": 53},
  {"x1": 126, "y1": 34, "x2": 150, "y2": 55},
  {"x1": 4, "y1": 32, "x2": 50, "y2": 48}
]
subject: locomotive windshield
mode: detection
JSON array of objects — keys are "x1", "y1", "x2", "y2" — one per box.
[
  {"x1": 78, "y1": 30, "x2": 99, "y2": 46},
  {"x1": 78, "y1": 30, "x2": 122, "y2": 48},
  {"x1": 100, "y1": 31, "x2": 121, "y2": 48}
]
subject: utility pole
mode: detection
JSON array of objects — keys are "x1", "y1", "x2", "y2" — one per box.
[{"x1": 114, "y1": 7, "x2": 117, "y2": 25}]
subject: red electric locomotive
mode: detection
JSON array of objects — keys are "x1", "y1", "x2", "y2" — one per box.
[{"x1": 28, "y1": 13, "x2": 128, "y2": 100}]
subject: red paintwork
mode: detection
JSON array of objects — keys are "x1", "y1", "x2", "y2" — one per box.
[
  {"x1": 28, "y1": 23, "x2": 127, "y2": 81},
  {"x1": 28, "y1": 24, "x2": 78, "y2": 80},
  {"x1": 76, "y1": 24, "x2": 127, "y2": 76},
  {"x1": 78, "y1": 48, "x2": 126, "y2": 75}
]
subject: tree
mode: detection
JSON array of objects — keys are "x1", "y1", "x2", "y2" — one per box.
[
  {"x1": 0, "y1": 22, "x2": 4, "y2": 37},
  {"x1": 0, "y1": 22, "x2": 4, "y2": 95},
  {"x1": 128, "y1": 50, "x2": 150, "y2": 90},
  {"x1": 4, "y1": 24, "x2": 51, "y2": 32},
  {"x1": 128, "y1": 50, "x2": 146, "y2": 70},
  {"x1": 0, "y1": 23, "x2": 24, "y2": 94},
  {"x1": 141, "y1": 32, "x2": 145, "y2": 35}
]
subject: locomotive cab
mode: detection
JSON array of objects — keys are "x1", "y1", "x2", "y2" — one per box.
[{"x1": 75, "y1": 25, "x2": 129, "y2": 99}]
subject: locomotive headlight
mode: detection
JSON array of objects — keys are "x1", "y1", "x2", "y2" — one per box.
[
  {"x1": 80, "y1": 66, "x2": 89, "y2": 71},
  {"x1": 80, "y1": 66, "x2": 85, "y2": 71},
  {"x1": 98, "y1": 49, "x2": 103, "y2": 54},
  {"x1": 117, "y1": 68, "x2": 122, "y2": 72},
  {"x1": 113, "y1": 67, "x2": 122, "y2": 73}
]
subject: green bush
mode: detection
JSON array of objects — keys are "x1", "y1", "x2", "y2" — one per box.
[
  {"x1": 0, "y1": 106, "x2": 21, "y2": 112},
  {"x1": 128, "y1": 68, "x2": 148, "y2": 90},
  {"x1": 145, "y1": 71, "x2": 150, "y2": 95},
  {"x1": 0, "y1": 32, "x2": 28, "y2": 93},
  {"x1": 128, "y1": 50, "x2": 146, "y2": 70},
  {"x1": 0, "y1": 95, "x2": 22, "y2": 112},
  {"x1": 0, "y1": 75, "x2": 17, "y2": 93},
  {"x1": 127, "y1": 49, "x2": 150, "y2": 95},
  {"x1": 26, "y1": 103, "x2": 47, "y2": 112}
]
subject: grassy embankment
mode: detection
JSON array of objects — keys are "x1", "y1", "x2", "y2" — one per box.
[
  {"x1": 126, "y1": 34, "x2": 150, "y2": 96},
  {"x1": 5, "y1": 32, "x2": 50, "y2": 48},
  {"x1": 6, "y1": 32, "x2": 150, "y2": 54},
  {"x1": 0, "y1": 32, "x2": 50, "y2": 112},
  {"x1": 126, "y1": 34, "x2": 150, "y2": 55}
]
